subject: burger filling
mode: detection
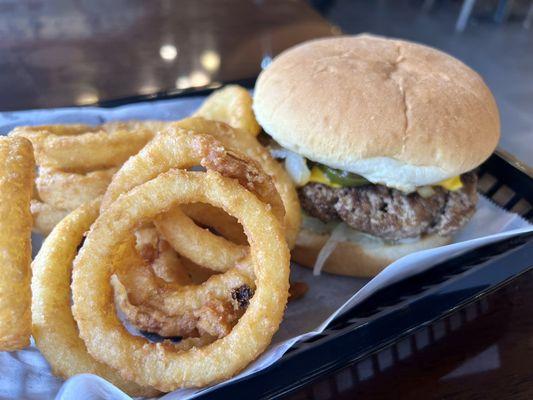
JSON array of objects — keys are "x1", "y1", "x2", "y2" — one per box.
[
  {"x1": 264, "y1": 135, "x2": 477, "y2": 242},
  {"x1": 299, "y1": 173, "x2": 477, "y2": 241}
]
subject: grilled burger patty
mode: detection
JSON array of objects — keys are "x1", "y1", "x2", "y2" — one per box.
[{"x1": 298, "y1": 172, "x2": 478, "y2": 241}]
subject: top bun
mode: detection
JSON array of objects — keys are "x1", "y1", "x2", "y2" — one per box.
[{"x1": 253, "y1": 34, "x2": 500, "y2": 191}]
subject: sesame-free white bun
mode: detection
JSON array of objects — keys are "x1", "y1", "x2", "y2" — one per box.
[
  {"x1": 253, "y1": 34, "x2": 500, "y2": 191},
  {"x1": 293, "y1": 227, "x2": 451, "y2": 277}
]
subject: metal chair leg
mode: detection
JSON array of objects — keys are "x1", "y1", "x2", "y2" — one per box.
[
  {"x1": 456, "y1": 0, "x2": 477, "y2": 32},
  {"x1": 524, "y1": 1, "x2": 533, "y2": 29}
]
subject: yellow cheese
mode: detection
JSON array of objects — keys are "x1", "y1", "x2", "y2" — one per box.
[
  {"x1": 307, "y1": 164, "x2": 462, "y2": 191},
  {"x1": 437, "y1": 176, "x2": 463, "y2": 191},
  {"x1": 308, "y1": 166, "x2": 341, "y2": 188}
]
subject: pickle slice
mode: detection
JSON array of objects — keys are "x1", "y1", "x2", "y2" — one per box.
[{"x1": 320, "y1": 165, "x2": 369, "y2": 187}]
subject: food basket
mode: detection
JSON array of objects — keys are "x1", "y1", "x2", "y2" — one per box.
[
  {"x1": 6, "y1": 83, "x2": 531, "y2": 399},
  {"x1": 189, "y1": 149, "x2": 532, "y2": 399},
  {"x1": 101, "y1": 84, "x2": 533, "y2": 400}
]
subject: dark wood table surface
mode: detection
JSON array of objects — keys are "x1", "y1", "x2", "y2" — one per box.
[
  {"x1": 2, "y1": 1, "x2": 532, "y2": 399},
  {"x1": 0, "y1": 0, "x2": 338, "y2": 111}
]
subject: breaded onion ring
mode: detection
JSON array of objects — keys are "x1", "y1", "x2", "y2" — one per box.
[
  {"x1": 9, "y1": 121, "x2": 161, "y2": 171},
  {"x1": 30, "y1": 199, "x2": 69, "y2": 236},
  {"x1": 155, "y1": 206, "x2": 248, "y2": 273},
  {"x1": 102, "y1": 127, "x2": 283, "y2": 272},
  {"x1": 102, "y1": 117, "x2": 299, "y2": 248},
  {"x1": 36, "y1": 167, "x2": 117, "y2": 211},
  {"x1": 31, "y1": 200, "x2": 157, "y2": 396},
  {"x1": 0, "y1": 137, "x2": 34, "y2": 351},
  {"x1": 181, "y1": 203, "x2": 247, "y2": 245},
  {"x1": 72, "y1": 170, "x2": 290, "y2": 391},
  {"x1": 194, "y1": 85, "x2": 261, "y2": 136},
  {"x1": 176, "y1": 118, "x2": 300, "y2": 248}
]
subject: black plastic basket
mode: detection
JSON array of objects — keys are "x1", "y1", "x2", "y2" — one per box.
[
  {"x1": 86, "y1": 85, "x2": 533, "y2": 399},
  {"x1": 188, "y1": 148, "x2": 532, "y2": 399}
]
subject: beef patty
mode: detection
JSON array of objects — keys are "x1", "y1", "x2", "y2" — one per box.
[{"x1": 298, "y1": 172, "x2": 477, "y2": 241}]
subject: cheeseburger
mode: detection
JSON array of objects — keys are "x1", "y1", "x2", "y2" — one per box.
[{"x1": 253, "y1": 35, "x2": 500, "y2": 277}]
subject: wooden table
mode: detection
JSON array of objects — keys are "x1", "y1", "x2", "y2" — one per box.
[{"x1": 0, "y1": 0, "x2": 338, "y2": 110}]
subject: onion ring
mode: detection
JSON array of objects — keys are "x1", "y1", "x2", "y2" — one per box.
[
  {"x1": 36, "y1": 167, "x2": 117, "y2": 211},
  {"x1": 175, "y1": 117, "x2": 300, "y2": 248},
  {"x1": 194, "y1": 85, "x2": 261, "y2": 136},
  {"x1": 155, "y1": 206, "x2": 249, "y2": 273},
  {"x1": 9, "y1": 121, "x2": 161, "y2": 171},
  {"x1": 30, "y1": 199, "x2": 69, "y2": 235},
  {"x1": 181, "y1": 203, "x2": 247, "y2": 245},
  {"x1": 30, "y1": 200, "x2": 157, "y2": 396},
  {"x1": 112, "y1": 232, "x2": 253, "y2": 338},
  {"x1": 102, "y1": 126, "x2": 283, "y2": 272},
  {"x1": 102, "y1": 122, "x2": 293, "y2": 338},
  {"x1": 0, "y1": 137, "x2": 34, "y2": 351},
  {"x1": 134, "y1": 227, "x2": 192, "y2": 285},
  {"x1": 72, "y1": 170, "x2": 290, "y2": 391},
  {"x1": 102, "y1": 117, "x2": 299, "y2": 246}
]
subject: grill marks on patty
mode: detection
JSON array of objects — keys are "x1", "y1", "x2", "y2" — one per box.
[{"x1": 298, "y1": 172, "x2": 477, "y2": 241}]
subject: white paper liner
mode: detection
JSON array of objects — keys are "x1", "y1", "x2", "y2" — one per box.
[{"x1": 0, "y1": 98, "x2": 531, "y2": 400}]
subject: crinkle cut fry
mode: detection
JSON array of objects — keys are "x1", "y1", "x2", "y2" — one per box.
[{"x1": 0, "y1": 137, "x2": 34, "y2": 351}]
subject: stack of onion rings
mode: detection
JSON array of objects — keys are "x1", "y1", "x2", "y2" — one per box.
[
  {"x1": 103, "y1": 126, "x2": 284, "y2": 337},
  {"x1": 11, "y1": 121, "x2": 168, "y2": 234},
  {"x1": 1, "y1": 85, "x2": 303, "y2": 394}
]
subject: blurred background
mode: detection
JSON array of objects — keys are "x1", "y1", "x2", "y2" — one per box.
[{"x1": 0, "y1": 0, "x2": 531, "y2": 163}]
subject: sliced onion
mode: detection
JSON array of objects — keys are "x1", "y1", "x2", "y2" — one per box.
[
  {"x1": 312, "y1": 223, "x2": 351, "y2": 276},
  {"x1": 302, "y1": 213, "x2": 338, "y2": 235},
  {"x1": 284, "y1": 151, "x2": 311, "y2": 187},
  {"x1": 417, "y1": 186, "x2": 436, "y2": 198},
  {"x1": 269, "y1": 147, "x2": 292, "y2": 159}
]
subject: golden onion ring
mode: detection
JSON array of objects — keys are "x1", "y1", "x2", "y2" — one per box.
[
  {"x1": 9, "y1": 121, "x2": 161, "y2": 171},
  {"x1": 194, "y1": 85, "x2": 261, "y2": 136},
  {"x1": 103, "y1": 117, "x2": 300, "y2": 248},
  {"x1": 72, "y1": 170, "x2": 290, "y2": 391},
  {"x1": 36, "y1": 167, "x2": 117, "y2": 211},
  {"x1": 31, "y1": 200, "x2": 157, "y2": 396}
]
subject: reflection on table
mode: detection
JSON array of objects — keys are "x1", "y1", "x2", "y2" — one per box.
[{"x1": 0, "y1": 0, "x2": 338, "y2": 110}]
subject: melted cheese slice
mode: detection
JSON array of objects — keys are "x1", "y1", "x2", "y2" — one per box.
[
  {"x1": 437, "y1": 176, "x2": 463, "y2": 191},
  {"x1": 309, "y1": 164, "x2": 463, "y2": 192},
  {"x1": 308, "y1": 166, "x2": 341, "y2": 188}
]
